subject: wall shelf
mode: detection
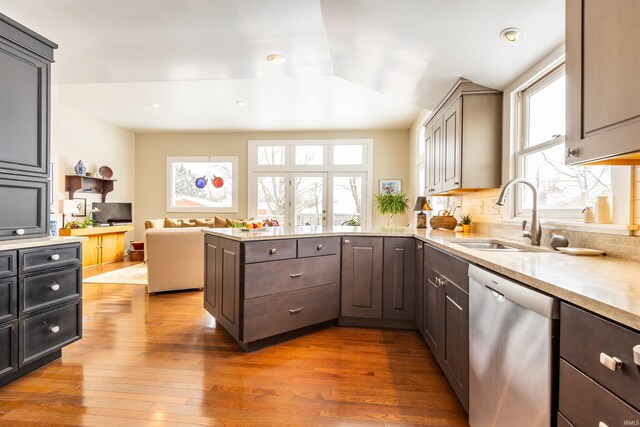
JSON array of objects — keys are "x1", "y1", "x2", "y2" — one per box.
[{"x1": 65, "y1": 175, "x2": 117, "y2": 202}]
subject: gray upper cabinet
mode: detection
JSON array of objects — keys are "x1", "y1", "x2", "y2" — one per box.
[
  {"x1": 0, "y1": 176, "x2": 48, "y2": 240},
  {"x1": 424, "y1": 79, "x2": 502, "y2": 196},
  {"x1": 566, "y1": 0, "x2": 640, "y2": 165},
  {"x1": 0, "y1": 13, "x2": 56, "y2": 178}
]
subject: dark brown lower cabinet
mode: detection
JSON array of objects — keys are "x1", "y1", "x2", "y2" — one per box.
[
  {"x1": 423, "y1": 244, "x2": 469, "y2": 413},
  {"x1": 382, "y1": 238, "x2": 415, "y2": 321},
  {"x1": 204, "y1": 235, "x2": 220, "y2": 319},
  {"x1": 0, "y1": 320, "x2": 18, "y2": 377},
  {"x1": 414, "y1": 241, "x2": 423, "y2": 331},
  {"x1": 340, "y1": 237, "x2": 383, "y2": 318}
]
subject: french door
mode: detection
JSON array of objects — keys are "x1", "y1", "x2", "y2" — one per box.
[{"x1": 253, "y1": 172, "x2": 367, "y2": 227}]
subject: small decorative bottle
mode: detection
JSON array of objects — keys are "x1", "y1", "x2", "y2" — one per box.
[
  {"x1": 595, "y1": 195, "x2": 612, "y2": 224},
  {"x1": 74, "y1": 160, "x2": 86, "y2": 176}
]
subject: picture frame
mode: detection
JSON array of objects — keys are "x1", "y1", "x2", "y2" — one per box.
[
  {"x1": 379, "y1": 179, "x2": 402, "y2": 195},
  {"x1": 72, "y1": 198, "x2": 87, "y2": 217}
]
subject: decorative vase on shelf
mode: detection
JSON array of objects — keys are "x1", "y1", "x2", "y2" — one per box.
[
  {"x1": 74, "y1": 160, "x2": 86, "y2": 176},
  {"x1": 595, "y1": 195, "x2": 612, "y2": 224}
]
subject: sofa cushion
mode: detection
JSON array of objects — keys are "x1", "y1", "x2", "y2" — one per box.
[
  {"x1": 193, "y1": 218, "x2": 214, "y2": 227},
  {"x1": 145, "y1": 219, "x2": 165, "y2": 229},
  {"x1": 214, "y1": 216, "x2": 228, "y2": 228},
  {"x1": 164, "y1": 217, "x2": 197, "y2": 228}
]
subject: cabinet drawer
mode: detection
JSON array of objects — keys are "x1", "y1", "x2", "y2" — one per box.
[
  {"x1": 243, "y1": 282, "x2": 339, "y2": 342},
  {"x1": 559, "y1": 359, "x2": 639, "y2": 426},
  {"x1": 19, "y1": 265, "x2": 82, "y2": 315},
  {"x1": 0, "y1": 176, "x2": 48, "y2": 240},
  {"x1": 244, "y1": 254, "x2": 339, "y2": 299},
  {"x1": 0, "y1": 277, "x2": 17, "y2": 323},
  {"x1": 244, "y1": 240, "x2": 296, "y2": 264},
  {"x1": 560, "y1": 303, "x2": 640, "y2": 409},
  {"x1": 0, "y1": 320, "x2": 18, "y2": 378},
  {"x1": 19, "y1": 301, "x2": 81, "y2": 366},
  {"x1": 424, "y1": 244, "x2": 469, "y2": 292},
  {"x1": 557, "y1": 412, "x2": 574, "y2": 427},
  {"x1": 19, "y1": 244, "x2": 81, "y2": 274},
  {"x1": 297, "y1": 237, "x2": 340, "y2": 258},
  {"x1": 0, "y1": 251, "x2": 16, "y2": 278}
]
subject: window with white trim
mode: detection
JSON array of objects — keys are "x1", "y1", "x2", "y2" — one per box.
[
  {"x1": 248, "y1": 140, "x2": 372, "y2": 226},
  {"x1": 515, "y1": 65, "x2": 612, "y2": 219},
  {"x1": 166, "y1": 156, "x2": 238, "y2": 213}
]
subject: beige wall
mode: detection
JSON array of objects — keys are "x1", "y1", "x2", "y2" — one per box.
[
  {"x1": 51, "y1": 88, "x2": 136, "y2": 246},
  {"x1": 134, "y1": 130, "x2": 411, "y2": 240}
]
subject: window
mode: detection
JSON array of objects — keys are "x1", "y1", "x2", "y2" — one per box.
[
  {"x1": 248, "y1": 140, "x2": 372, "y2": 226},
  {"x1": 167, "y1": 156, "x2": 238, "y2": 212},
  {"x1": 515, "y1": 66, "x2": 611, "y2": 218}
]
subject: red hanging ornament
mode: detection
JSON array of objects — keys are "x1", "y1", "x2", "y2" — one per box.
[{"x1": 212, "y1": 176, "x2": 224, "y2": 188}]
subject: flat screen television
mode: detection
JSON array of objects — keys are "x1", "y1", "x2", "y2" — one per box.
[{"x1": 92, "y1": 202, "x2": 132, "y2": 224}]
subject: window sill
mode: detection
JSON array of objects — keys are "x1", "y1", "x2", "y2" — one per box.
[{"x1": 501, "y1": 218, "x2": 634, "y2": 236}]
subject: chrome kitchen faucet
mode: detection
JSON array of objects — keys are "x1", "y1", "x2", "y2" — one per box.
[{"x1": 496, "y1": 178, "x2": 542, "y2": 246}]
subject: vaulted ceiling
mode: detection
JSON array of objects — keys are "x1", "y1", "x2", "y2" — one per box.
[{"x1": 0, "y1": 0, "x2": 564, "y2": 132}]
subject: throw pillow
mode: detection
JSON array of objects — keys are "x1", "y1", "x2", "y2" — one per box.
[
  {"x1": 193, "y1": 218, "x2": 214, "y2": 227},
  {"x1": 164, "y1": 217, "x2": 181, "y2": 228},
  {"x1": 179, "y1": 219, "x2": 196, "y2": 228},
  {"x1": 214, "y1": 216, "x2": 228, "y2": 228}
]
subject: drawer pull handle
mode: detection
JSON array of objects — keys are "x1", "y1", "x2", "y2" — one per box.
[
  {"x1": 599, "y1": 423, "x2": 609, "y2": 427},
  {"x1": 289, "y1": 307, "x2": 303, "y2": 315},
  {"x1": 317, "y1": 244, "x2": 323, "y2": 250},
  {"x1": 599, "y1": 352, "x2": 622, "y2": 372},
  {"x1": 51, "y1": 283, "x2": 60, "y2": 291},
  {"x1": 50, "y1": 254, "x2": 60, "y2": 261},
  {"x1": 289, "y1": 273, "x2": 304, "y2": 278},
  {"x1": 633, "y1": 345, "x2": 640, "y2": 366},
  {"x1": 269, "y1": 248, "x2": 277, "y2": 255},
  {"x1": 50, "y1": 325, "x2": 60, "y2": 333},
  {"x1": 16, "y1": 229, "x2": 25, "y2": 235},
  {"x1": 344, "y1": 239, "x2": 350, "y2": 244},
  {"x1": 417, "y1": 243, "x2": 423, "y2": 249}
]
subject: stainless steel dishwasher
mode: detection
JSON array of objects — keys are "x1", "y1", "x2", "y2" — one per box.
[{"x1": 469, "y1": 265, "x2": 559, "y2": 427}]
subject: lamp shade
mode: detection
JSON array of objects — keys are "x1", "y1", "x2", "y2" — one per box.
[{"x1": 412, "y1": 196, "x2": 433, "y2": 212}]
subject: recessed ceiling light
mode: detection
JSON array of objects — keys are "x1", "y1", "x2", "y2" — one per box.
[
  {"x1": 236, "y1": 100, "x2": 248, "y2": 106},
  {"x1": 308, "y1": 98, "x2": 317, "y2": 104},
  {"x1": 266, "y1": 53, "x2": 286, "y2": 64},
  {"x1": 500, "y1": 28, "x2": 524, "y2": 43},
  {"x1": 150, "y1": 103, "x2": 161, "y2": 108}
]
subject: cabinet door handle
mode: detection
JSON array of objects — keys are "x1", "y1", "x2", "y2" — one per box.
[
  {"x1": 344, "y1": 239, "x2": 350, "y2": 244},
  {"x1": 50, "y1": 254, "x2": 60, "y2": 261},
  {"x1": 289, "y1": 307, "x2": 303, "y2": 315},
  {"x1": 15, "y1": 229, "x2": 25, "y2": 235},
  {"x1": 599, "y1": 352, "x2": 622, "y2": 372},
  {"x1": 50, "y1": 283, "x2": 60, "y2": 291},
  {"x1": 454, "y1": 181, "x2": 460, "y2": 186},
  {"x1": 269, "y1": 248, "x2": 277, "y2": 255},
  {"x1": 50, "y1": 325, "x2": 60, "y2": 333},
  {"x1": 633, "y1": 345, "x2": 640, "y2": 366},
  {"x1": 417, "y1": 243, "x2": 423, "y2": 249},
  {"x1": 317, "y1": 244, "x2": 323, "y2": 251},
  {"x1": 289, "y1": 273, "x2": 304, "y2": 278}
]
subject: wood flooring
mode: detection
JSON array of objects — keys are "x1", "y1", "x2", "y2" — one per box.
[{"x1": 0, "y1": 261, "x2": 468, "y2": 426}]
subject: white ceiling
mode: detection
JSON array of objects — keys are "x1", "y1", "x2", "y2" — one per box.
[{"x1": 0, "y1": 0, "x2": 565, "y2": 132}]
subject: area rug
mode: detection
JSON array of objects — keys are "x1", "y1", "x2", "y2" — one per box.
[{"x1": 83, "y1": 263, "x2": 147, "y2": 285}]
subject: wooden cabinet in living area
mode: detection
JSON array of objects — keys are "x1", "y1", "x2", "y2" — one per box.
[
  {"x1": 341, "y1": 236, "x2": 383, "y2": 318},
  {"x1": 566, "y1": 0, "x2": 640, "y2": 165},
  {"x1": 424, "y1": 78, "x2": 502, "y2": 196},
  {"x1": 423, "y1": 243, "x2": 470, "y2": 413},
  {"x1": 58, "y1": 225, "x2": 132, "y2": 267}
]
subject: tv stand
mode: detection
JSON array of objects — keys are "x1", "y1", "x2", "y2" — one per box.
[{"x1": 58, "y1": 224, "x2": 133, "y2": 267}]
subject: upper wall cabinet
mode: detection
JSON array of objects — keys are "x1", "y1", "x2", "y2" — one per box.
[
  {"x1": 0, "y1": 13, "x2": 57, "y2": 178},
  {"x1": 566, "y1": 0, "x2": 640, "y2": 165},
  {"x1": 425, "y1": 79, "x2": 502, "y2": 195}
]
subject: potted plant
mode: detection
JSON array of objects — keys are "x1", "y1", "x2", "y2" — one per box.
[
  {"x1": 375, "y1": 191, "x2": 409, "y2": 226},
  {"x1": 461, "y1": 214, "x2": 472, "y2": 233}
]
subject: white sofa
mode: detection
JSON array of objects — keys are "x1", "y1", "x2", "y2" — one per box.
[{"x1": 144, "y1": 227, "x2": 205, "y2": 294}]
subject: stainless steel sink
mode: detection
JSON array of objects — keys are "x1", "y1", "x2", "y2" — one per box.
[
  {"x1": 454, "y1": 241, "x2": 522, "y2": 252},
  {"x1": 450, "y1": 239, "x2": 554, "y2": 253}
]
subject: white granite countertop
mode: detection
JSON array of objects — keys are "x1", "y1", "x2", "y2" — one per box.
[
  {"x1": 203, "y1": 226, "x2": 640, "y2": 330},
  {"x1": 0, "y1": 236, "x2": 87, "y2": 250}
]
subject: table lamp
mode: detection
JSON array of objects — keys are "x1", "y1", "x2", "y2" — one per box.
[{"x1": 412, "y1": 196, "x2": 433, "y2": 229}]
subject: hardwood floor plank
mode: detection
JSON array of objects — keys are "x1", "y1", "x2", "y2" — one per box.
[{"x1": 0, "y1": 261, "x2": 468, "y2": 426}]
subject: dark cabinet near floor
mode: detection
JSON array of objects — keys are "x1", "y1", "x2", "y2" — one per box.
[
  {"x1": 382, "y1": 238, "x2": 415, "y2": 321},
  {"x1": 0, "y1": 320, "x2": 18, "y2": 377},
  {"x1": 204, "y1": 235, "x2": 220, "y2": 319},
  {"x1": 0, "y1": 13, "x2": 57, "y2": 240},
  {"x1": 423, "y1": 244, "x2": 469, "y2": 413},
  {"x1": 414, "y1": 240, "x2": 424, "y2": 331},
  {"x1": 341, "y1": 237, "x2": 383, "y2": 318}
]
